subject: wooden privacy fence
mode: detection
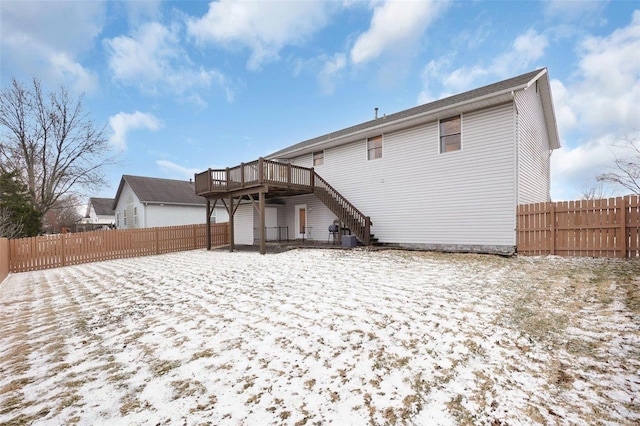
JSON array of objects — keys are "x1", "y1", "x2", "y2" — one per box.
[
  {"x1": 7, "y1": 223, "x2": 229, "y2": 273},
  {"x1": 517, "y1": 195, "x2": 640, "y2": 258}
]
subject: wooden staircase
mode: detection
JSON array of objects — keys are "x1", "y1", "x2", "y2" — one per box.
[{"x1": 312, "y1": 172, "x2": 373, "y2": 246}]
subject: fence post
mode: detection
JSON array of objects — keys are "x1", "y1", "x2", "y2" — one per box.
[
  {"x1": 549, "y1": 202, "x2": 555, "y2": 255},
  {"x1": 618, "y1": 196, "x2": 627, "y2": 258},
  {"x1": 61, "y1": 233, "x2": 66, "y2": 267},
  {"x1": 0, "y1": 238, "x2": 9, "y2": 284}
]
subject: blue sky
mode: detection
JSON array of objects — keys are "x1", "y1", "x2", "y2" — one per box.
[{"x1": 1, "y1": 0, "x2": 639, "y2": 202}]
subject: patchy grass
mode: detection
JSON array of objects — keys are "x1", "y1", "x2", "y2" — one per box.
[{"x1": 0, "y1": 249, "x2": 638, "y2": 425}]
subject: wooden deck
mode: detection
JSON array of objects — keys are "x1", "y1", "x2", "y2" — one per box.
[
  {"x1": 194, "y1": 158, "x2": 315, "y2": 199},
  {"x1": 195, "y1": 158, "x2": 372, "y2": 254}
]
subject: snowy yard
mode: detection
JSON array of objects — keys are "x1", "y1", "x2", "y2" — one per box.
[{"x1": 1, "y1": 249, "x2": 639, "y2": 425}]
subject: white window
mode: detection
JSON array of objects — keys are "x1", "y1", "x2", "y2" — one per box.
[
  {"x1": 313, "y1": 151, "x2": 324, "y2": 166},
  {"x1": 133, "y1": 207, "x2": 138, "y2": 225},
  {"x1": 123, "y1": 210, "x2": 127, "y2": 226},
  {"x1": 440, "y1": 115, "x2": 461, "y2": 153},
  {"x1": 367, "y1": 135, "x2": 382, "y2": 160}
]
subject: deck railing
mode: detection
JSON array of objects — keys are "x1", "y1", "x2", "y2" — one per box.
[
  {"x1": 195, "y1": 158, "x2": 312, "y2": 195},
  {"x1": 195, "y1": 158, "x2": 372, "y2": 245}
]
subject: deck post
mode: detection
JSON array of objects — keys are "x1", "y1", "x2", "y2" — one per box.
[
  {"x1": 228, "y1": 194, "x2": 235, "y2": 252},
  {"x1": 259, "y1": 191, "x2": 266, "y2": 255},
  {"x1": 364, "y1": 216, "x2": 371, "y2": 246},
  {"x1": 206, "y1": 199, "x2": 211, "y2": 250},
  {"x1": 310, "y1": 167, "x2": 315, "y2": 189},
  {"x1": 226, "y1": 167, "x2": 230, "y2": 187},
  {"x1": 207, "y1": 168, "x2": 212, "y2": 192},
  {"x1": 240, "y1": 162, "x2": 245, "y2": 187},
  {"x1": 258, "y1": 157, "x2": 264, "y2": 184}
]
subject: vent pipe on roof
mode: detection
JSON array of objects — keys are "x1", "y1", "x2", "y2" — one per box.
[{"x1": 375, "y1": 107, "x2": 379, "y2": 119}]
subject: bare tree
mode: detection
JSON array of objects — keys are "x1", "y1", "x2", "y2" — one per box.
[
  {"x1": 0, "y1": 207, "x2": 23, "y2": 238},
  {"x1": 0, "y1": 77, "x2": 116, "y2": 214},
  {"x1": 42, "y1": 195, "x2": 84, "y2": 233},
  {"x1": 579, "y1": 182, "x2": 611, "y2": 200},
  {"x1": 597, "y1": 132, "x2": 640, "y2": 195}
]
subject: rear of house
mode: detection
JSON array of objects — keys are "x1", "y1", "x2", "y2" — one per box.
[{"x1": 199, "y1": 68, "x2": 559, "y2": 254}]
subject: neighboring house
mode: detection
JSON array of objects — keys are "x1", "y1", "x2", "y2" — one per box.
[
  {"x1": 195, "y1": 68, "x2": 560, "y2": 254},
  {"x1": 77, "y1": 197, "x2": 115, "y2": 231},
  {"x1": 113, "y1": 175, "x2": 229, "y2": 229}
]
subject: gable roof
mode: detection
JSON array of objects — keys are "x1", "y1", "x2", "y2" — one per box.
[
  {"x1": 87, "y1": 197, "x2": 115, "y2": 217},
  {"x1": 268, "y1": 68, "x2": 560, "y2": 159},
  {"x1": 113, "y1": 175, "x2": 205, "y2": 208}
]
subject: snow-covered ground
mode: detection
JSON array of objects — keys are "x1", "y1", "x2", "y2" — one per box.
[{"x1": 1, "y1": 248, "x2": 639, "y2": 425}]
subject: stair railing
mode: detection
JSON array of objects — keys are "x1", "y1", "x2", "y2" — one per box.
[{"x1": 312, "y1": 171, "x2": 371, "y2": 245}]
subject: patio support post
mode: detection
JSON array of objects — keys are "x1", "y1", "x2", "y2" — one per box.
[
  {"x1": 259, "y1": 191, "x2": 266, "y2": 255},
  {"x1": 206, "y1": 199, "x2": 211, "y2": 250},
  {"x1": 229, "y1": 193, "x2": 235, "y2": 252}
]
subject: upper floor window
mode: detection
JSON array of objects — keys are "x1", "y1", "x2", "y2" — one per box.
[
  {"x1": 440, "y1": 115, "x2": 461, "y2": 153},
  {"x1": 367, "y1": 135, "x2": 382, "y2": 160},
  {"x1": 313, "y1": 151, "x2": 324, "y2": 166}
]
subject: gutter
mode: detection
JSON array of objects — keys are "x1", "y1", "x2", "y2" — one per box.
[{"x1": 270, "y1": 80, "x2": 539, "y2": 159}]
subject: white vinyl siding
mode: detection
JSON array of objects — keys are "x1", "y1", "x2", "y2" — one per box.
[
  {"x1": 281, "y1": 195, "x2": 335, "y2": 241},
  {"x1": 289, "y1": 102, "x2": 517, "y2": 247},
  {"x1": 515, "y1": 85, "x2": 552, "y2": 204}
]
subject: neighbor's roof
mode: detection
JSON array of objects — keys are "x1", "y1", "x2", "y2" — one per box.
[
  {"x1": 113, "y1": 175, "x2": 205, "y2": 208},
  {"x1": 268, "y1": 68, "x2": 560, "y2": 159},
  {"x1": 87, "y1": 197, "x2": 115, "y2": 217}
]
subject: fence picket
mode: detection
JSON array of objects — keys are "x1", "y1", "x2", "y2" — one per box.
[
  {"x1": 517, "y1": 196, "x2": 640, "y2": 258},
  {"x1": 8, "y1": 223, "x2": 229, "y2": 273}
]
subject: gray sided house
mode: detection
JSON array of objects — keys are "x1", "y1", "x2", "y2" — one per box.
[
  {"x1": 77, "y1": 197, "x2": 116, "y2": 231},
  {"x1": 113, "y1": 175, "x2": 229, "y2": 229},
  {"x1": 195, "y1": 68, "x2": 560, "y2": 254}
]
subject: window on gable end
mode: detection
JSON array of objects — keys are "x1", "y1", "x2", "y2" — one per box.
[
  {"x1": 440, "y1": 115, "x2": 461, "y2": 153},
  {"x1": 367, "y1": 135, "x2": 382, "y2": 160},
  {"x1": 313, "y1": 150, "x2": 324, "y2": 166}
]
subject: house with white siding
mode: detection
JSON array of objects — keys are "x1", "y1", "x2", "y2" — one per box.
[
  {"x1": 113, "y1": 175, "x2": 228, "y2": 229},
  {"x1": 195, "y1": 68, "x2": 560, "y2": 254},
  {"x1": 77, "y1": 197, "x2": 115, "y2": 231}
]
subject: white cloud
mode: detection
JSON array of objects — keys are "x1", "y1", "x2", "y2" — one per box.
[
  {"x1": 549, "y1": 12, "x2": 640, "y2": 199},
  {"x1": 187, "y1": 0, "x2": 332, "y2": 70},
  {"x1": 543, "y1": 0, "x2": 606, "y2": 23},
  {"x1": 437, "y1": 29, "x2": 549, "y2": 94},
  {"x1": 350, "y1": 0, "x2": 446, "y2": 65},
  {"x1": 564, "y1": 11, "x2": 640, "y2": 134},
  {"x1": 550, "y1": 133, "x2": 640, "y2": 200},
  {"x1": 549, "y1": 79, "x2": 577, "y2": 137},
  {"x1": 108, "y1": 111, "x2": 162, "y2": 150},
  {"x1": 318, "y1": 53, "x2": 347, "y2": 95},
  {"x1": 0, "y1": 1, "x2": 104, "y2": 92},
  {"x1": 156, "y1": 160, "x2": 200, "y2": 180},
  {"x1": 105, "y1": 22, "x2": 232, "y2": 102}
]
